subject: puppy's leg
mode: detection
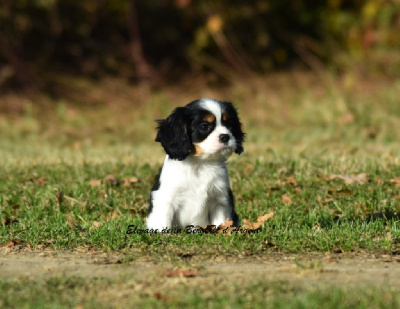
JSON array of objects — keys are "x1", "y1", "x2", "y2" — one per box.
[
  {"x1": 146, "y1": 191, "x2": 174, "y2": 231},
  {"x1": 209, "y1": 189, "x2": 239, "y2": 227}
]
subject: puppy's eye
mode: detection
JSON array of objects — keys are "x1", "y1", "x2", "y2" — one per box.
[{"x1": 199, "y1": 122, "x2": 209, "y2": 131}]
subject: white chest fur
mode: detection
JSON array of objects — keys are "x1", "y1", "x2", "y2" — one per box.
[{"x1": 147, "y1": 156, "x2": 232, "y2": 229}]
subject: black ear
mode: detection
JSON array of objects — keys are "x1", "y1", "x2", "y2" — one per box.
[
  {"x1": 233, "y1": 122, "x2": 244, "y2": 155},
  {"x1": 155, "y1": 107, "x2": 192, "y2": 160},
  {"x1": 224, "y1": 102, "x2": 245, "y2": 155}
]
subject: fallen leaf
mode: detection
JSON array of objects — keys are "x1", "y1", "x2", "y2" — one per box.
[
  {"x1": 4, "y1": 239, "x2": 25, "y2": 248},
  {"x1": 328, "y1": 173, "x2": 370, "y2": 184},
  {"x1": 106, "y1": 211, "x2": 121, "y2": 220},
  {"x1": 65, "y1": 212, "x2": 77, "y2": 228},
  {"x1": 285, "y1": 176, "x2": 297, "y2": 186},
  {"x1": 218, "y1": 218, "x2": 234, "y2": 229},
  {"x1": 390, "y1": 177, "x2": 400, "y2": 186},
  {"x1": 338, "y1": 112, "x2": 354, "y2": 124},
  {"x1": 89, "y1": 179, "x2": 102, "y2": 187},
  {"x1": 282, "y1": 194, "x2": 292, "y2": 203},
  {"x1": 30, "y1": 177, "x2": 47, "y2": 185},
  {"x1": 104, "y1": 174, "x2": 121, "y2": 185},
  {"x1": 123, "y1": 176, "x2": 139, "y2": 187},
  {"x1": 242, "y1": 212, "x2": 274, "y2": 229},
  {"x1": 277, "y1": 166, "x2": 294, "y2": 174},
  {"x1": 89, "y1": 221, "x2": 103, "y2": 230},
  {"x1": 4, "y1": 241, "x2": 15, "y2": 248},
  {"x1": 181, "y1": 269, "x2": 198, "y2": 277},
  {"x1": 214, "y1": 218, "x2": 235, "y2": 234},
  {"x1": 201, "y1": 225, "x2": 217, "y2": 233}
]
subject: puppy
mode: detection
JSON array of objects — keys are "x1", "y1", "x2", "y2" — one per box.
[{"x1": 146, "y1": 98, "x2": 244, "y2": 230}]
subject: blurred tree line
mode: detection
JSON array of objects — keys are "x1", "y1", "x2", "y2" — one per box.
[{"x1": 0, "y1": 0, "x2": 399, "y2": 92}]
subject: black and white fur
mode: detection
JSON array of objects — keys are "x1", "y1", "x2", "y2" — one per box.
[{"x1": 146, "y1": 98, "x2": 244, "y2": 230}]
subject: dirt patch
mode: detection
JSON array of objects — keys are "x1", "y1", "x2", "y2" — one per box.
[{"x1": 1, "y1": 251, "x2": 400, "y2": 288}]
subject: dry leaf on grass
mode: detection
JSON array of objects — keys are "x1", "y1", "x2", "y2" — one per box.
[
  {"x1": 328, "y1": 173, "x2": 370, "y2": 184},
  {"x1": 2, "y1": 239, "x2": 30, "y2": 249},
  {"x1": 242, "y1": 212, "x2": 274, "y2": 229},
  {"x1": 196, "y1": 219, "x2": 236, "y2": 235},
  {"x1": 338, "y1": 112, "x2": 354, "y2": 124},
  {"x1": 390, "y1": 177, "x2": 400, "y2": 186},
  {"x1": 66, "y1": 214, "x2": 77, "y2": 229},
  {"x1": 30, "y1": 177, "x2": 47, "y2": 185},
  {"x1": 89, "y1": 175, "x2": 139, "y2": 187},
  {"x1": 218, "y1": 218, "x2": 234, "y2": 229},
  {"x1": 89, "y1": 179, "x2": 102, "y2": 187},
  {"x1": 108, "y1": 211, "x2": 121, "y2": 219},
  {"x1": 281, "y1": 194, "x2": 292, "y2": 203},
  {"x1": 277, "y1": 166, "x2": 294, "y2": 174},
  {"x1": 285, "y1": 176, "x2": 297, "y2": 186},
  {"x1": 123, "y1": 176, "x2": 139, "y2": 187},
  {"x1": 89, "y1": 221, "x2": 103, "y2": 231},
  {"x1": 104, "y1": 174, "x2": 120, "y2": 185}
]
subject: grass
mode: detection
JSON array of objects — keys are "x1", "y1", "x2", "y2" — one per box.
[
  {"x1": 0, "y1": 276, "x2": 398, "y2": 308},
  {"x1": 1, "y1": 73, "x2": 400, "y2": 307}
]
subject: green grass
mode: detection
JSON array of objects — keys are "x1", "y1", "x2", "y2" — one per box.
[
  {"x1": 1, "y1": 153, "x2": 399, "y2": 256},
  {"x1": 1, "y1": 76, "x2": 400, "y2": 256},
  {"x1": 1, "y1": 74, "x2": 400, "y2": 307},
  {"x1": 0, "y1": 276, "x2": 398, "y2": 308}
]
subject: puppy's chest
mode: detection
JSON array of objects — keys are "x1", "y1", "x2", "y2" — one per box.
[{"x1": 172, "y1": 164, "x2": 228, "y2": 201}]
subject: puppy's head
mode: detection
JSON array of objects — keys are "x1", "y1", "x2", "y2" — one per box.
[{"x1": 155, "y1": 98, "x2": 244, "y2": 161}]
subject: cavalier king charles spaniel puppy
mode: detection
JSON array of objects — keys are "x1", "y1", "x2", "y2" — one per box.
[{"x1": 146, "y1": 98, "x2": 244, "y2": 230}]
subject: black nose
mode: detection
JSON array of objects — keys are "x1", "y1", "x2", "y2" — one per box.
[{"x1": 219, "y1": 134, "x2": 230, "y2": 144}]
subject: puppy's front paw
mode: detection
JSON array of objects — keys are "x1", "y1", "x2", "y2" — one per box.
[{"x1": 145, "y1": 216, "x2": 170, "y2": 231}]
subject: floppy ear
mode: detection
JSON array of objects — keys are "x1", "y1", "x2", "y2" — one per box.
[
  {"x1": 224, "y1": 102, "x2": 245, "y2": 155},
  {"x1": 233, "y1": 120, "x2": 244, "y2": 155},
  {"x1": 155, "y1": 107, "x2": 192, "y2": 161}
]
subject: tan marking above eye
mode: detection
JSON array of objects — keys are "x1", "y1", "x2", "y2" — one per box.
[
  {"x1": 202, "y1": 113, "x2": 216, "y2": 123},
  {"x1": 222, "y1": 112, "x2": 230, "y2": 122}
]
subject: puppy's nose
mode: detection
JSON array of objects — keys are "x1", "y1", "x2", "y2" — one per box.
[{"x1": 219, "y1": 134, "x2": 230, "y2": 144}]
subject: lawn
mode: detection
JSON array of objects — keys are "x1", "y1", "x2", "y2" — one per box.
[{"x1": 1, "y1": 73, "x2": 400, "y2": 307}]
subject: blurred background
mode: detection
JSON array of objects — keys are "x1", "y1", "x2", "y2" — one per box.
[
  {"x1": 0, "y1": 0, "x2": 400, "y2": 152},
  {"x1": 1, "y1": 0, "x2": 399, "y2": 93}
]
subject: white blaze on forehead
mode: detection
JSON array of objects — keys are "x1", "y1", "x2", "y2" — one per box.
[{"x1": 199, "y1": 99, "x2": 222, "y2": 126}]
